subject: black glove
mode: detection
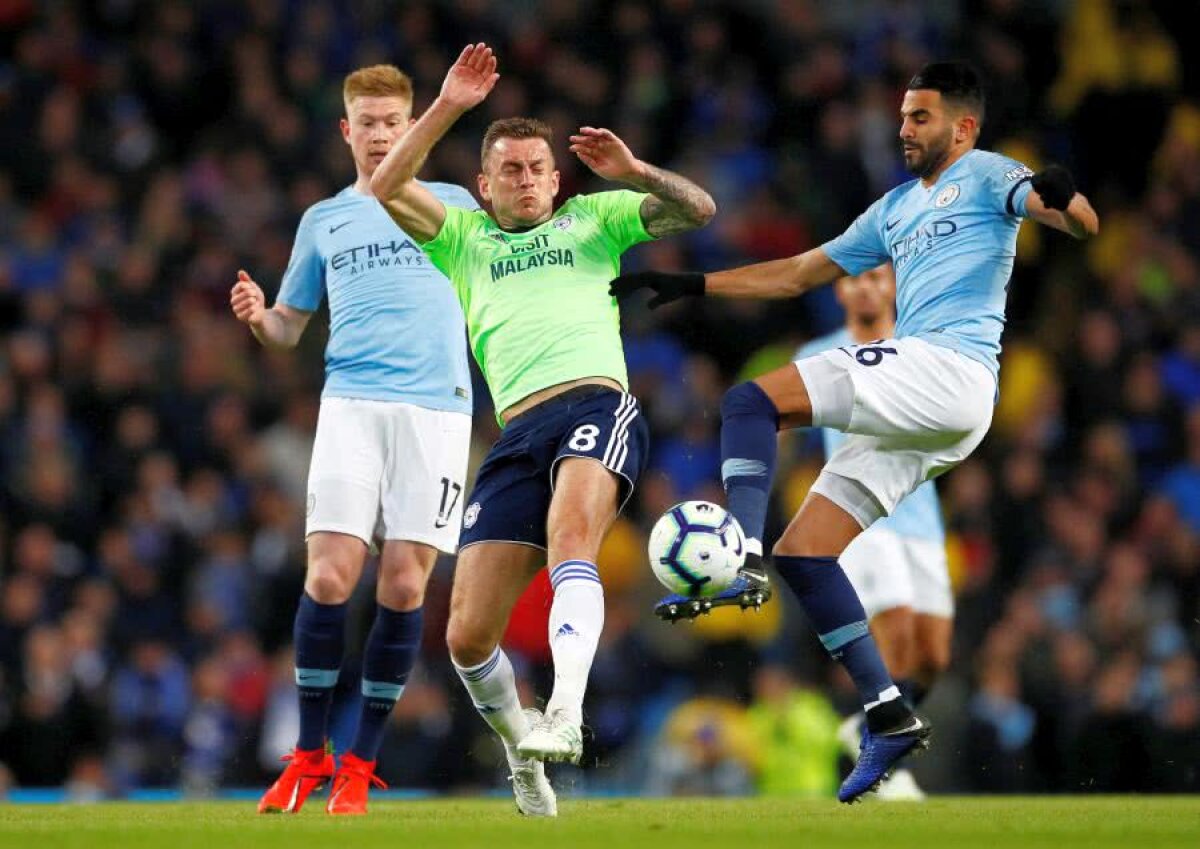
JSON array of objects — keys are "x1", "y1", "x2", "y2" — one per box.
[
  {"x1": 1031, "y1": 164, "x2": 1076, "y2": 211},
  {"x1": 608, "y1": 270, "x2": 705, "y2": 309}
]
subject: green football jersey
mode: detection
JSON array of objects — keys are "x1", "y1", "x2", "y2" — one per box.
[{"x1": 420, "y1": 190, "x2": 653, "y2": 417}]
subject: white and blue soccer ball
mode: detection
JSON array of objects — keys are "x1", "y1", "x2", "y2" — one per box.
[{"x1": 648, "y1": 501, "x2": 746, "y2": 597}]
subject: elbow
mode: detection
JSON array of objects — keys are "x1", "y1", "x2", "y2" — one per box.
[
  {"x1": 260, "y1": 335, "x2": 298, "y2": 352},
  {"x1": 782, "y1": 255, "x2": 809, "y2": 296},
  {"x1": 695, "y1": 195, "x2": 717, "y2": 228},
  {"x1": 1072, "y1": 217, "x2": 1099, "y2": 241},
  {"x1": 368, "y1": 170, "x2": 392, "y2": 202}
]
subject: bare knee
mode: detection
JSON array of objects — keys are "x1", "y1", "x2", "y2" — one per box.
[
  {"x1": 378, "y1": 546, "x2": 436, "y2": 611},
  {"x1": 446, "y1": 620, "x2": 496, "y2": 668},
  {"x1": 378, "y1": 571, "x2": 426, "y2": 610},
  {"x1": 305, "y1": 558, "x2": 358, "y2": 604}
]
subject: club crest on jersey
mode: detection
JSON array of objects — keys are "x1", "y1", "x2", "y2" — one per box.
[
  {"x1": 553, "y1": 215, "x2": 574, "y2": 231},
  {"x1": 463, "y1": 502, "x2": 481, "y2": 529},
  {"x1": 934, "y1": 184, "x2": 961, "y2": 208}
]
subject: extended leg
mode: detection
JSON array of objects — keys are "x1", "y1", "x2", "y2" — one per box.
[
  {"x1": 517, "y1": 457, "x2": 619, "y2": 764},
  {"x1": 774, "y1": 492, "x2": 930, "y2": 803}
]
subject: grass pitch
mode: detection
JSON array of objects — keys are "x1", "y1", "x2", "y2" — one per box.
[{"x1": 1, "y1": 797, "x2": 1197, "y2": 849}]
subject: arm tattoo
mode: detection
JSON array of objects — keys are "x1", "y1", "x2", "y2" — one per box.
[{"x1": 627, "y1": 164, "x2": 715, "y2": 238}]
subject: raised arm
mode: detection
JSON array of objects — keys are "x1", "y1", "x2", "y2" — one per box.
[
  {"x1": 1024, "y1": 164, "x2": 1099, "y2": 239},
  {"x1": 370, "y1": 43, "x2": 499, "y2": 241},
  {"x1": 609, "y1": 247, "x2": 845, "y2": 308},
  {"x1": 568, "y1": 127, "x2": 715, "y2": 237}
]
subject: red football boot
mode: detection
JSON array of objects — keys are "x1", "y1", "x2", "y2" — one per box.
[
  {"x1": 325, "y1": 752, "x2": 387, "y2": 816},
  {"x1": 257, "y1": 746, "x2": 335, "y2": 814}
]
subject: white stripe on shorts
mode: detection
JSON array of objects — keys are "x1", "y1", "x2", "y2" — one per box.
[{"x1": 601, "y1": 393, "x2": 638, "y2": 473}]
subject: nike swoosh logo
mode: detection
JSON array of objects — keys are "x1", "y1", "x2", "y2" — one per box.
[
  {"x1": 329, "y1": 221, "x2": 351, "y2": 233},
  {"x1": 885, "y1": 218, "x2": 902, "y2": 231},
  {"x1": 434, "y1": 519, "x2": 449, "y2": 529},
  {"x1": 297, "y1": 673, "x2": 322, "y2": 682},
  {"x1": 882, "y1": 717, "x2": 925, "y2": 736}
]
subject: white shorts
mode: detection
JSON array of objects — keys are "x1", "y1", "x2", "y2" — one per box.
[
  {"x1": 306, "y1": 397, "x2": 471, "y2": 553},
  {"x1": 839, "y1": 527, "x2": 953, "y2": 618},
  {"x1": 795, "y1": 337, "x2": 994, "y2": 527}
]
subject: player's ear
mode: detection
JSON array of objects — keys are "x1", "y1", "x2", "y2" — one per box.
[
  {"x1": 550, "y1": 169, "x2": 560, "y2": 199},
  {"x1": 477, "y1": 172, "x2": 491, "y2": 202},
  {"x1": 956, "y1": 113, "x2": 977, "y2": 144},
  {"x1": 340, "y1": 117, "x2": 351, "y2": 144}
]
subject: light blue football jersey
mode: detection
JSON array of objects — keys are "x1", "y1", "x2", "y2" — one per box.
[
  {"x1": 821, "y1": 149, "x2": 1035, "y2": 384},
  {"x1": 277, "y1": 182, "x2": 478, "y2": 413},
  {"x1": 796, "y1": 328, "x2": 945, "y2": 542}
]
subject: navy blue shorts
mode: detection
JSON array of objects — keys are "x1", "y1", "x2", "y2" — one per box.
[{"x1": 460, "y1": 386, "x2": 649, "y2": 549}]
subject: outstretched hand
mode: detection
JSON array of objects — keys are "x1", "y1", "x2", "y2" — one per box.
[
  {"x1": 1031, "y1": 164, "x2": 1076, "y2": 211},
  {"x1": 608, "y1": 270, "x2": 706, "y2": 309},
  {"x1": 439, "y1": 43, "x2": 500, "y2": 111},
  {"x1": 569, "y1": 127, "x2": 642, "y2": 182}
]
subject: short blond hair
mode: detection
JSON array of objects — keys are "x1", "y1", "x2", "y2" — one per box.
[
  {"x1": 343, "y1": 65, "x2": 414, "y2": 111},
  {"x1": 481, "y1": 117, "x2": 554, "y2": 167}
]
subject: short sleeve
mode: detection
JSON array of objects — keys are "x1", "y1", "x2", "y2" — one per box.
[
  {"x1": 989, "y1": 155, "x2": 1035, "y2": 218},
  {"x1": 821, "y1": 197, "x2": 889, "y2": 276},
  {"x1": 277, "y1": 208, "x2": 324, "y2": 311},
  {"x1": 576, "y1": 190, "x2": 654, "y2": 253}
]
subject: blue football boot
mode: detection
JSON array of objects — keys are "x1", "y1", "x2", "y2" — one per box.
[
  {"x1": 654, "y1": 565, "x2": 772, "y2": 622},
  {"x1": 838, "y1": 714, "x2": 932, "y2": 803}
]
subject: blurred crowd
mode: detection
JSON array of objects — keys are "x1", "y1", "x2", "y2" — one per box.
[{"x1": 1, "y1": 0, "x2": 1198, "y2": 797}]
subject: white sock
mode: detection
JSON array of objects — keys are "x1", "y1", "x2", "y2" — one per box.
[
  {"x1": 544, "y1": 560, "x2": 604, "y2": 725},
  {"x1": 453, "y1": 646, "x2": 530, "y2": 755},
  {"x1": 864, "y1": 685, "x2": 901, "y2": 711}
]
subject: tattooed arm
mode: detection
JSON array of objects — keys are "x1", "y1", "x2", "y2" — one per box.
[
  {"x1": 569, "y1": 126, "x2": 716, "y2": 237},
  {"x1": 629, "y1": 162, "x2": 717, "y2": 237}
]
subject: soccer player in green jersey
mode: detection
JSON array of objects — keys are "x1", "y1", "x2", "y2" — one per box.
[{"x1": 370, "y1": 44, "x2": 715, "y2": 815}]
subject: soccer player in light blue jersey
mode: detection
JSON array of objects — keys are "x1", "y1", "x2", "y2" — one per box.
[
  {"x1": 796, "y1": 264, "x2": 950, "y2": 801},
  {"x1": 230, "y1": 65, "x2": 479, "y2": 816},
  {"x1": 611, "y1": 62, "x2": 1099, "y2": 801}
]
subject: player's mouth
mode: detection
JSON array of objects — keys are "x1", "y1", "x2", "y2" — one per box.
[{"x1": 369, "y1": 150, "x2": 388, "y2": 161}]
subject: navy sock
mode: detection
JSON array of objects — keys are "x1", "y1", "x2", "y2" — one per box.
[
  {"x1": 720, "y1": 381, "x2": 779, "y2": 555},
  {"x1": 774, "y1": 555, "x2": 901, "y2": 722},
  {"x1": 349, "y1": 605, "x2": 423, "y2": 762},
  {"x1": 897, "y1": 678, "x2": 929, "y2": 709},
  {"x1": 294, "y1": 593, "x2": 347, "y2": 751}
]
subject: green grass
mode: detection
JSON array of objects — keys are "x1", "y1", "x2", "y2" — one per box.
[{"x1": 1, "y1": 797, "x2": 1198, "y2": 849}]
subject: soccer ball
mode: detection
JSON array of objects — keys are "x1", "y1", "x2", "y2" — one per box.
[{"x1": 648, "y1": 501, "x2": 746, "y2": 597}]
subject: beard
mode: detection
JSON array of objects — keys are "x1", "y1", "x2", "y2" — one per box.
[{"x1": 903, "y1": 129, "x2": 953, "y2": 179}]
